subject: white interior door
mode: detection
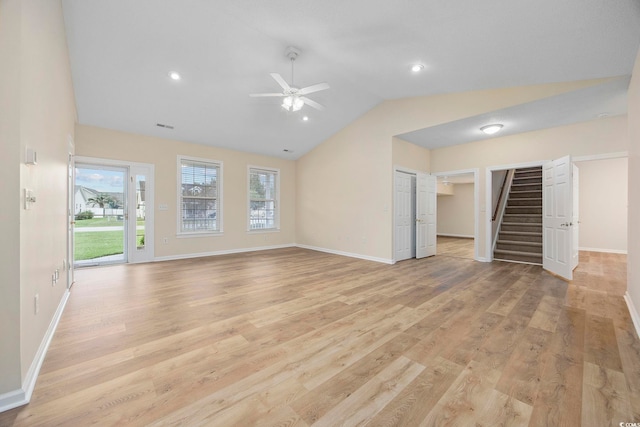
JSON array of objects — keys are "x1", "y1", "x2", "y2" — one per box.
[
  {"x1": 543, "y1": 155, "x2": 574, "y2": 280},
  {"x1": 394, "y1": 171, "x2": 412, "y2": 261},
  {"x1": 572, "y1": 163, "x2": 579, "y2": 270},
  {"x1": 417, "y1": 173, "x2": 437, "y2": 258}
]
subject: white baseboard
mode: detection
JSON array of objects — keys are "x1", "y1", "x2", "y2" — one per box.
[
  {"x1": 578, "y1": 247, "x2": 627, "y2": 254},
  {"x1": 154, "y1": 244, "x2": 296, "y2": 262},
  {"x1": 437, "y1": 233, "x2": 474, "y2": 239},
  {"x1": 296, "y1": 244, "x2": 394, "y2": 265},
  {"x1": 624, "y1": 292, "x2": 640, "y2": 340},
  {"x1": 0, "y1": 289, "x2": 70, "y2": 413}
]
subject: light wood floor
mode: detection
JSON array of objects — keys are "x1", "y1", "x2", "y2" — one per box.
[
  {"x1": 1, "y1": 248, "x2": 638, "y2": 426},
  {"x1": 437, "y1": 236, "x2": 475, "y2": 259}
]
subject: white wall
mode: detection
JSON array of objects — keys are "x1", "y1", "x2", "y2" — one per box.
[
  {"x1": 297, "y1": 79, "x2": 612, "y2": 261},
  {"x1": 575, "y1": 157, "x2": 628, "y2": 253},
  {"x1": 0, "y1": 0, "x2": 24, "y2": 395},
  {"x1": 0, "y1": 0, "x2": 77, "y2": 402},
  {"x1": 75, "y1": 125, "x2": 296, "y2": 259},
  {"x1": 627, "y1": 46, "x2": 640, "y2": 333},
  {"x1": 437, "y1": 183, "x2": 474, "y2": 237},
  {"x1": 431, "y1": 116, "x2": 628, "y2": 260}
]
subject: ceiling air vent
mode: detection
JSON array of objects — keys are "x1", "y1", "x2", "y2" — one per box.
[{"x1": 156, "y1": 123, "x2": 174, "y2": 129}]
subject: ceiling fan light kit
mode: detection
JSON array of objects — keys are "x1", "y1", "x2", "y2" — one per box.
[{"x1": 250, "y1": 46, "x2": 330, "y2": 112}]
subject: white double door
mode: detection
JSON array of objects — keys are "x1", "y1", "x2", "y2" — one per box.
[{"x1": 395, "y1": 171, "x2": 436, "y2": 261}]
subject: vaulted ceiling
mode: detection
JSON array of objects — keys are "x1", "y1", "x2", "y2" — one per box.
[{"x1": 62, "y1": 0, "x2": 640, "y2": 159}]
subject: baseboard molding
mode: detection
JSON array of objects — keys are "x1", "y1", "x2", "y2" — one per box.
[
  {"x1": 0, "y1": 289, "x2": 70, "y2": 413},
  {"x1": 154, "y1": 244, "x2": 296, "y2": 262},
  {"x1": 624, "y1": 292, "x2": 640, "y2": 340},
  {"x1": 296, "y1": 244, "x2": 394, "y2": 265},
  {"x1": 437, "y1": 233, "x2": 474, "y2": 239},
  {"x1": 578, "y1": 247, "x2": 627, "y2": 254}
]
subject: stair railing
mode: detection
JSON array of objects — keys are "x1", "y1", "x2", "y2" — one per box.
[{"x1": 492, "y1": 169, "x2": 515, "y2": 254}]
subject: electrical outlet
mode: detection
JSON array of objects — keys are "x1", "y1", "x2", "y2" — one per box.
[
  {"x1": 34, "y1": 294, "x2": 39, "y2": 314},
  {"x1": 163, "y1": 237, "x2": 168, "y2": 244}
]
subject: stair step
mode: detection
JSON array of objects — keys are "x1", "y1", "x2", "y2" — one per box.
[
  {"x1": 511, "y1": 183, "x2": 542, "y2": 190},
  {"x1": 515, "y1": 166, "x2": 542, "y2": 172},
  {"x1": 500, "y1": 223, "x2": 542, "y2": 233},
  {"x1": 508, "y1": 198, "x2": 542, "y2": 206},
  {"x1": 503, "y1": 214, "x2": 543, "y2": 223},
  {"x1": 514, "y1": 172, "x2": 542, "y2": 178},
  {"x1": 512, "y1": 177, "x2": 542, "y2": 185},
  {"x1": 499, "y1": 231, "x2": 542, "y2": 243},
  {"x1": 496, "y1": 240, "x2": 543, "y2": 253},
  {"x1": 493, "y1": 249, "x2": 543, "y2": 265},
  {"x1": 510, "y1": 190, "x2": 542, "y2": 198},
  {"x1": 505, "y1": 207, "x2": 542, "y2": 215}
]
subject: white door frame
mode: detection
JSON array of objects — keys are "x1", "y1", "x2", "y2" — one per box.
[
  {"x1": 67, "y1": 136, "x2": 75, "y2": 288},
  {"x1": 74, "y1": 156, "x2": 155, "y2": 264},
  {"x1": 433, "y1": 168, "x2": 480, "y2": 261},
  {"x1": 485, "y1": 161, "x2": 544, "y2": 262}
]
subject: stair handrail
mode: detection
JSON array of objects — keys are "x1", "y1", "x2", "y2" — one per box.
[
  {"x1": 492, "y1": 171, "x2": 510, "y2": 221},
  {"x1": 492, "y1": 169, "x2": 516, "y2": 254}
]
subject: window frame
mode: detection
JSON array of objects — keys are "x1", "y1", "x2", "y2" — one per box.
[
  {"x1": 247, "y1": 165, "x2": 280, "y2": 232},
  {"x1": 177, "y1": 155, "x2": 223, "y2": 237}
]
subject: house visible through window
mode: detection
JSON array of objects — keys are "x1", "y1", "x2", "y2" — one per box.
[
  {"x1": 249, "y1": 167, "x2": 279, "y2": 230},
  {"x1": 179, "y1": 157, "x2": 222, "y2": 234}
]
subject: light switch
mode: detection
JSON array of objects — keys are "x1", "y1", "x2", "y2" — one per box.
[{"x1": 158, "y1": 204, "x2": 168, "y2": 211}]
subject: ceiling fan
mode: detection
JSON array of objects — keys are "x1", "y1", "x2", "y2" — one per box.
[{"x1": 250, "y1": 46, "x2": 329, "y2": 112}]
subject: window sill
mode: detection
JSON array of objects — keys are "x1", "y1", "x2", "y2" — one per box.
[
  {"x1": 246, "y1": 228, "x2": 280, "y2": 234},
  {"x1": 177, "y1": 231, "x2": 224, "y2": 238}
]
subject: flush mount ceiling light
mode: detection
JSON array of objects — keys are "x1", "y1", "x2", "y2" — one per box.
[
  {"x1": 169, "y1": 71, "x2": 181, "y2": 81},
  {"x1": 410, "y1": 64, "x2": 424, "y2": 72},
  {"x1": 302, "y1": 115, "x2": 309, "y2": 121},
  {"x1": 480, "y1": 124, "x2": 503, "y2": 135}
]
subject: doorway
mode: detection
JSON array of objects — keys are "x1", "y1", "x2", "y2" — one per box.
[
  {"x1": 393, "y1": 169, "x2": 437, "y2": 262},
  {"x1": 74, "y1": 163, "x2": 128, "y2": 266},
  {"x1": 434, "y1": 172, "x2": 476, "y2": 260},
  {"x1": 72, "y1": 158, "x2": 155, "y2": 267}
]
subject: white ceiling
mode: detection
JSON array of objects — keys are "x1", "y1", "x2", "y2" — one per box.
[{"x1": 62, "y1": 0, "x2": 640, "y2": 159}]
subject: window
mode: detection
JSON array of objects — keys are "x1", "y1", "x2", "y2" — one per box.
[
  {"x1": 248, "y1": 167, "x2": 279, "y2": 231},
  {"x1": 178, "y1": 157, "x2": 222, "y2": 234}
]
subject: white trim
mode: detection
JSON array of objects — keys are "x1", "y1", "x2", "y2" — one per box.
[
  {"x1": 297, "y1": 244, "x2": 395, "y2": 265},
  {"x1": 437, "y1": 233, "x2": 474, "y2": 239},
  {"x1": 153, "y1": 244, "x2": 295, "y2": 262},
  {"x1": 432, "y1": 168, "x2": 480, "y2": 261},
  {"x1": 476, "y1": 257, "x2": 491, "y2": 262},
  {"x1": 177, "y1": 155, "x2": 223, "y2": 235},
  {"x1": 578, "y1": 247, "x2": 628, "y2": 254},
  {"x1": 486, "y1": 160, "x2": 546, "y2": 262},
  {"x1": 573, "y1": 151, "x2": 628, "y2": 162},
  {"x1": 247, "y1": 165, "x2": 280, "y2": 232},
  {"x1": 0, "y1": 290, "x2": 70, "y2": 413},
  {"x1": 624, "y1": 292, "x2": 640, "y2": 340}
]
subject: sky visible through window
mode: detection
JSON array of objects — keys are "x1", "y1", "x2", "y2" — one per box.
[{"x1": 76, "y1": 167, "x2": 125, "y2": 192}]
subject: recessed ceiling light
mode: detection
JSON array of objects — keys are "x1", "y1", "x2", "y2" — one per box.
[
  {"x1": 169, "y1": 71, "x2": 181, "y2": 81},
  {"x1": 480, "y1": 124, "x2": 503, "y2": 135},
  {"x1": 283, "y1": 149, "x2": 293, "y2": 153},
  {"x1": 302, "y1": 116, "x2": 309, "y2": 121},
  {"x1": 410, "y1": 64, "x2": 424, "y2": 73}
]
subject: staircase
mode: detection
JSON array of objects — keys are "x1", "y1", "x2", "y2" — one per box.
[{"x1": 494, "y1": 166, "x2": 543, "y2": 265}]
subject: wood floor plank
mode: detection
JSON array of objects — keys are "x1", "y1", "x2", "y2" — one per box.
[
  {"x1": 311, "y1": 356, "x2": 425, "y2": 427},
  {"x1": 581, "y1": 362, "x2": 633, "y2": 427},
  {"x1": 0, "y1": 248, "x2": 637, "y2": 427},
  {"x1": 584, "y1": 314, "x2": 624, "y2": 372},
  {"x1": 495, "y1": 326, "x2": 552, "y2": 406}
]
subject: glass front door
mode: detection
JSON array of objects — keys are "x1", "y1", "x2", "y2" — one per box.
[{"x1": 74, "y1": 164, "x2": 128, "y2": 267}]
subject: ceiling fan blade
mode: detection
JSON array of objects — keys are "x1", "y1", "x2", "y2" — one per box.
[
  {"x1": 249, "y1": 93, "x2": 286, "y2": 97},
  {"x1": 297, "y1": 82, "x2": 330, "y2": 96},
  {"x1": 270, "y1": 73, "x2": 291, "y2": 91},
  {"x1": 300, "y1": 96, "x2": 325, "y2": 111}
]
